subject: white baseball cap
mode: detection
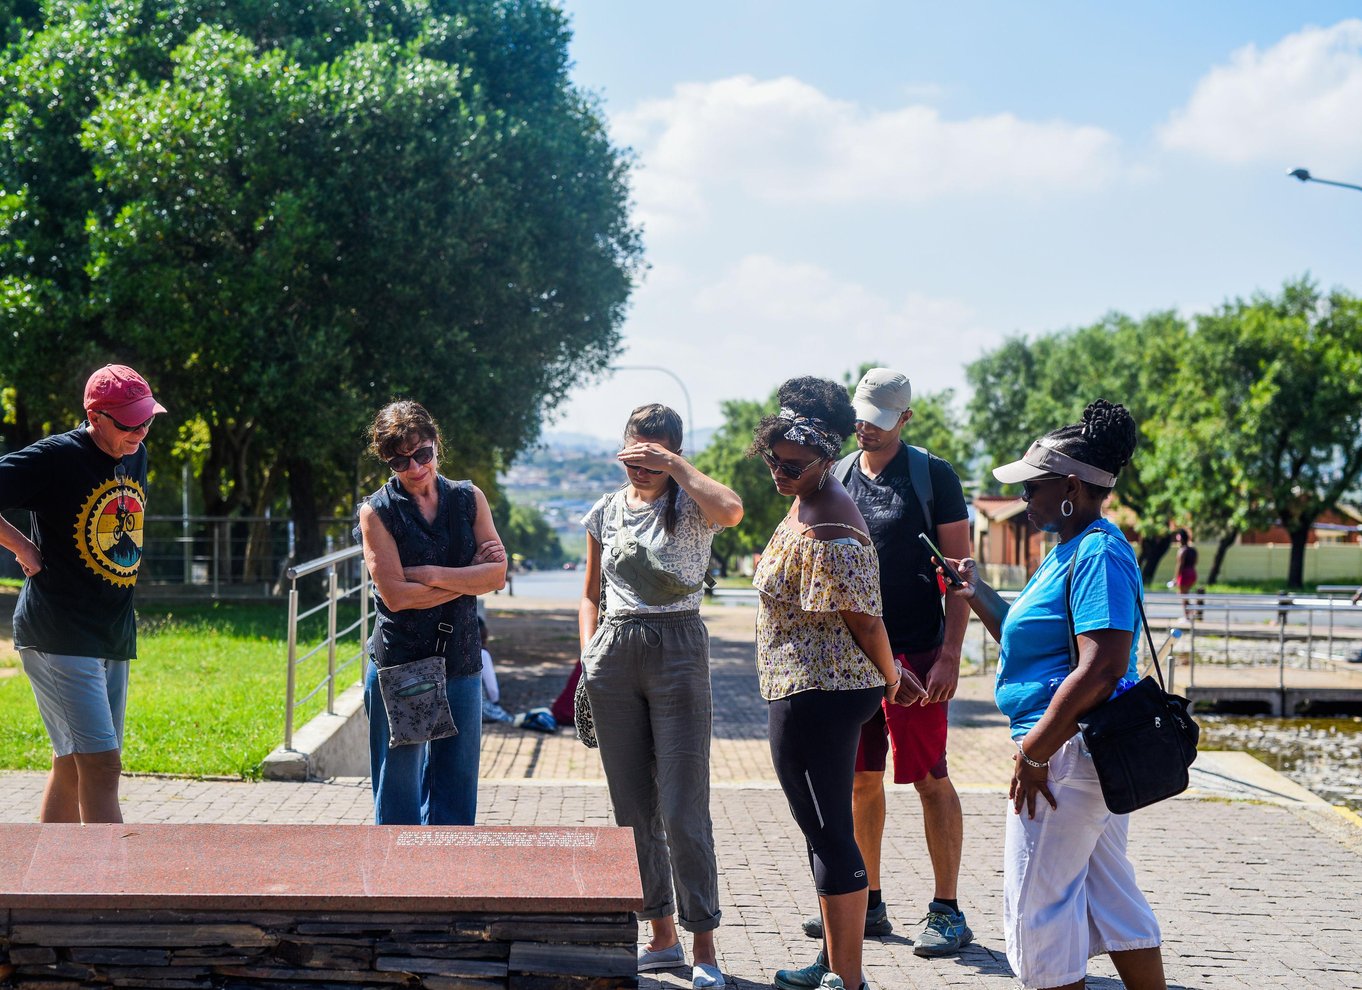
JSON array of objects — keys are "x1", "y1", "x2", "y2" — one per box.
[{"x1": 851, "y1": 368, "x2": 911, "y2": 430}]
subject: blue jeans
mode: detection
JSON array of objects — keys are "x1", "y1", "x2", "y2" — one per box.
[{"x1": 364, "y1": 662, "x2": 482, "y2": 825}]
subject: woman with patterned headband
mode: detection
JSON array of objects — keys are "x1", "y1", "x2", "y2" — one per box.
[{"x1": 749, "y1": 377, "x2": 927, "y2": 990}]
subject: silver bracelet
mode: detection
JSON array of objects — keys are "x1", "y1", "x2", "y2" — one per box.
[{"x1": 1016, "y1": 741, "x2": 1049, "y2": 769}]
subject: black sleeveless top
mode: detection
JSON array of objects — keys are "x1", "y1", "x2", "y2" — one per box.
[{"x1": 363, "y1": 475, "x2": 480, "y2": 678}]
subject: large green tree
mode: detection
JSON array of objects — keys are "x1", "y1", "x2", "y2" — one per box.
[
  {"x1": 0, "y1": 0, "x2": 641, "y2": 562},
  {"x1": 1167, "y1": 280, "x2": 1362, "y2": 588}
]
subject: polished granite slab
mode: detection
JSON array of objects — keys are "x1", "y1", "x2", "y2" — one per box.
[{"x1": 0, "y1": 824, "x2": 643, "y2": 913}]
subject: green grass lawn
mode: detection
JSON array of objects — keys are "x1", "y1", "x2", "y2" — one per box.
[{"x1": 0, "y1": 601, "x2": 362, "y2": 778}]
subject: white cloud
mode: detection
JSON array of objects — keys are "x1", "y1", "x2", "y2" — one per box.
[
  {"x1": 1160, "y1": 19, "x2": 1362, "y2": 170},
  {"x1": 550, "y1": 255, "x2": 998, "y2": 438},
  {"x1": 613, "y1": 75, "x2": 1124, "y2": 234}
]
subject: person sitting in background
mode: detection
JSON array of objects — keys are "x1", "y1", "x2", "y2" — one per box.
[{"x1": 479, "y1": 617, "x2": 513, "y2": 724}]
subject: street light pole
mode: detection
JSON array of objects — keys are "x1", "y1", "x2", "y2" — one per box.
[
  {"x1": 1287, "y1": 168, "x2": 1362, "y2": 193},
  {"x1": 611, "y1": 364, "x2": 695, "y2": 448}
]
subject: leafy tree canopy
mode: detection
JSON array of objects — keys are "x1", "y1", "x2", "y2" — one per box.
[{"x1": 0, "y1": 0, "x2": 641, "y2": 560}]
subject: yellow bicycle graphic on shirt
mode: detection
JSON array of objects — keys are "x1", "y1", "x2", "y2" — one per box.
[{"x1": 74, "y1": 472, "x2": 147, "y2": 588}]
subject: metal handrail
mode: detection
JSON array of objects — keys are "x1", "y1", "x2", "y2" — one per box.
[
  {"x1": 286, "y1": 545, "x2": 364, "y2": 581},
  {"x1": 282, "y1": 545, "x2": 370, "y2": 750}
]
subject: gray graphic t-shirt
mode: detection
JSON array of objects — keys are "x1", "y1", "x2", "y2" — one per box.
[{"x1": 582, "y1": 487, "x2": 722, "y2": 613}]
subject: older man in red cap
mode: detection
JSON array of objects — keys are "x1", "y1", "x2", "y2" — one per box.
[{"x1": 0, "y1": 364, "x2": 166, "y2": 823}]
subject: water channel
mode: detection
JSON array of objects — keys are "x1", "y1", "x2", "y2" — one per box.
[{"x1": 1200, "y1": 715, "x2": 1362, "y2": 814}]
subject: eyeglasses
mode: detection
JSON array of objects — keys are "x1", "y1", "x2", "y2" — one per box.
[
  {"x1": 97, "y1": 410, "x2": 155, "y2": 432},
  {"x1": 1021, "y1": 474, "x2": 1065, "y2": 502},
  {"x1": 387, "y1": 445, "x2": 436, "y2": 472},
  {"x1": 761, "y1": 450, "x2": 822, "y2": 480},
  {"x1": 624, "y1": 462, "x2": 664, "y2": 476}
]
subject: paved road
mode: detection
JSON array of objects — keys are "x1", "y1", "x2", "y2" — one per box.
[{"x1": 3, "y1": 597, "x2": 1362, "y2": 988}]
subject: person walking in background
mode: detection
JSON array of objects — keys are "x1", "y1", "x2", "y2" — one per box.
[
  {"x1": 947, "y1": 399, "x2": 1167, "y2": 990},
  {"x1": 578, "y1": 404, "x2": 743, "y2": 990},
  {"x1": 359, "y1": 400, "x2": 507, "y2": 825},
  {"x1": 1172, "y1": 530, "x2": 1198, "y2": 619},
  {"x1": 798, "y1": 368, "x2": 974, "y2": 958},
  {"x1": 751, "y1": 377, "x2": 927, "y2": 990},
  {"x1": 0, "y1": 364, "x2": 165, "y2": 823}
]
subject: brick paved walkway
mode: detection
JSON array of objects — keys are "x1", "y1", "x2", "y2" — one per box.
[{"x1": 3, "y1": 597, "x2": 1361, "y2": 988}]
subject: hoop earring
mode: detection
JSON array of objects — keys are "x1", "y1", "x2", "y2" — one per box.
[
  {"x1": 1061, "y1": 499, "x2": 1074, "y2": 518},
  {"x1": 817, "y1": 466, "x2": 830, "y2": 491}
]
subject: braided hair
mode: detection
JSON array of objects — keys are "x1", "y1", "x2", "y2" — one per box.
[{"x1": 1043, "y1": 399, "x2": 1137, "y2": 496}]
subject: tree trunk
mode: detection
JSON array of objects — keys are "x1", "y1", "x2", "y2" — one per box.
[
  {"x1": 286, "y1": 456, "x2": 326, "y2": 568},
  {"x1": 1139, "y1": 532, "x2": 1174, "y2": 585},
  {"x1": 1206, "y1": 530, "x2": 1238, "y2": 585},
  {"x1": 1286, "y1": 524, "x2": 1312, "y2": 589},
  {"x1": 240, "y1": 465, "x2": 280, "y2": 584}
]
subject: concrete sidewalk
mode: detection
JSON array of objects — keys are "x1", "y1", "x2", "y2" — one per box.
[{"x1": 3, "y1": 598, "x2": 1361, "y2": 988}]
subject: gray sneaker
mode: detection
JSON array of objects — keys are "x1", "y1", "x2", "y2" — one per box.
[
  {"x1": 913, "y1": 900, "x2": 973, "y2": 957},
  {"x1": 801, "y1": 901, "x2": 893, "y2": 940},
  {"x1": 637, "y1": 942, "x2": 686, "y2": 972},
  {"x1": 773, "y1": 950, "x2": 827, "y2": 990}
]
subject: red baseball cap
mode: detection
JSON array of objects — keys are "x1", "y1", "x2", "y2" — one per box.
[{"x1": 83, "y1": 364, "x2": 168, "y2": 423}]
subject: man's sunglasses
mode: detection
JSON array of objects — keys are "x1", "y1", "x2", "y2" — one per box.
[
  {"x1": 96, "y1": 409, "x2": 155, "y2": 432},
  {"x1": 761, "y1": 450, "x2": 822, "y2": 480},
  {"x1": 387, "y1": 445, "x2": 436, "y2": 472},
  {"x1": 1021, "y1": 474, "x2": 1065, "y2": 501}
]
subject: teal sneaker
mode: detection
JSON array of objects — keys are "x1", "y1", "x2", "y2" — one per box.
[
  {"x1": 801, "y1": 900, "x2": 892, "y2": 939},
  {"x1": 773, "y1": 949, "x2": 828, "y2": 990},
  {"x1": 913, "y1": 900, "x2": 973, "y2": 957}
]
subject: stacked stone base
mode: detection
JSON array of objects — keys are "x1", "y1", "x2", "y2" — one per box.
[
  {"x1": 0, "y1": 907, "x2": 637, "y2": 989},
  {"x1": 0, "y1": 824, "x2": 644, "y2": 990}
]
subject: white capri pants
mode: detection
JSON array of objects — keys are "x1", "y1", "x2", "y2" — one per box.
[{"x1": 1004, "y1": 735, "x2": 1161, "y2": 989}]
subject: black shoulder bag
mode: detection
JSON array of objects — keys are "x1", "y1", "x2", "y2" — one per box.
[
  {"x1": 573, "y1": 493, "x2": 613, "y2": 749},
  {"x1": 1065, "y1": 528, "x2": 1200, "y2": 814}
]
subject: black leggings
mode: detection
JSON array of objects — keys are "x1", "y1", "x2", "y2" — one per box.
[{"x1": 768, "y1": 686, "x2": 884, "y2": 896}]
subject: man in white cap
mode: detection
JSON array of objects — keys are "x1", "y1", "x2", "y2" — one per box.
[
  {"x1": 0, "y1": 364, "x2": 166, "y2": 823},
  {"x1": 794, "y1": 368, "x2": 973, "y2": 967}
]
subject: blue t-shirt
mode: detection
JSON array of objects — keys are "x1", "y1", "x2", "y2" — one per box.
[{"x1": 996, "y1": 518, "x2": 1142, "y2": 739}]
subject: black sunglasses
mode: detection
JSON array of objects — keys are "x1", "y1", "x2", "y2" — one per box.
[
  {"x1": 387, "y1": 445, "x2": 436, "y2": 472},
  {"x1": 97, "y1": 409, "x2": 155, "y2": 432},
  {"x1": 624, "y1": 462, "x2": 665, "y2": 476},
  {"x1": 761, "y1": 450, "x2": 822, "y2": 480},
  {"x1": 1021, "y1": 474, "x2": 1065, "y2": 501}
]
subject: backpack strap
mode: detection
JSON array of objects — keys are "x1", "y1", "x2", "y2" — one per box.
[
  {"x1": 905, "y1": 444, "x2": 934, "y2": 536},
  {"x1": 834, "y1": 450, "x2": 860, "y2": 485}
]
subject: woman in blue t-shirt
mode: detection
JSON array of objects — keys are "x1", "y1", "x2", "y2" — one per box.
[{"x1": 945, "y1": 400, "x2": 1167, "y2": 990}]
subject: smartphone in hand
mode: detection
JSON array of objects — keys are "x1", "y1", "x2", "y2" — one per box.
[{"x1": 918, "y1": 532, "x2": 965, "y2": 587}]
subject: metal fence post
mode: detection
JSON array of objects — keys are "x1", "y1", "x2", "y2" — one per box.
[
  {"x1": 285, "y1": 584, "x2": 299, "y2": 750},
  {"x1": 1278, "y1": 603, "x2": 1288, "y2": 692},
  {"x1": 360, "y1": 562, "x2": 370, "y2": 678},
  {"x1": 326, "y1": 567, "x2": 339, "y2": 714}
]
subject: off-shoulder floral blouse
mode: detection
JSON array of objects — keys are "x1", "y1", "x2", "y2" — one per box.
[{"x1": 752, "y1": 516, "x2": 885, "y2": 701}]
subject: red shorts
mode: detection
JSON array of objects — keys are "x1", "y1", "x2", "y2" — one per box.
[{"x1": 854, "y1": 646, "x2": 949, "y2": 784}]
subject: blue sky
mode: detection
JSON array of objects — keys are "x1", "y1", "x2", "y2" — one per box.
[{"x1": 549, "y1": 2, "x2": 1361, "y2": 443}]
